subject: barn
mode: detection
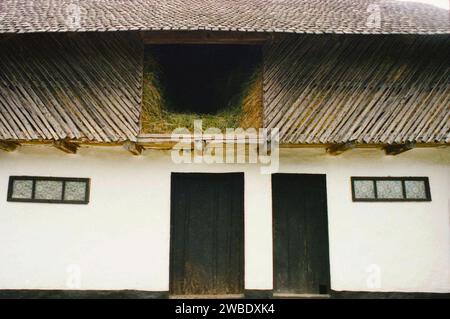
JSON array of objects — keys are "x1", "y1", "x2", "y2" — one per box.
[{"x1": 0, "y1": 0, "x2": 449, "y2": 298}]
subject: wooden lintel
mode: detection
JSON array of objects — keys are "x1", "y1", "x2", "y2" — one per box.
[
  {"x1": 137, "y1": 134, "x2": 260, "y2": 145},
  {"x1": 53, "y1": 140, "x2": 78, "y2": 154},
  {"x1": 384, "y1": 143, "x2": 415, "y2": 156},
  {"x1": 123, "y1": 141, "x2": 144, "y2": 155},
  {"x1": 0, "y1": 141, "x2": 20, "y2": 152},
  {"x1": 141, "y1": 31, "x2": 271, "y2": 45},
  {"x1": 326, "y1": 142, "x2": 356, "y2": 155}
]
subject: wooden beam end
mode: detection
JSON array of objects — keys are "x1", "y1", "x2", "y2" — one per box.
[
  {"x1": 326, "y1": 142, "x2": 356, "y2": 156},
  {"x1": 123, "y1": 141, "x2": 144, "y2": 156},
  {"x1": 384, "y1": 143, "x2": 415, "y2": 156},
  {"x1": 0, "y1": 141, "x2": 20, "y2": 152},
  {"x1": 53, "y1": 140, "x2": 78, "y2": 154}
]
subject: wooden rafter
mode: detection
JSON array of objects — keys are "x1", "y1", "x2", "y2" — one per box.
[
  {"x1": 123, "y1": 141, "x2": 144, "y2": 155},
  {"x1": 326, "y1": 141, "x2": 356, "y2": 155},
  {"x1": 141, "y1": 31, "x2": 271, "y2": 45},
  {"x1": 53, "y1": 140, "x2": 78, "y2": 154},
  {"x1": 0, "y1": 141, "x2": 20, "y2": 152},
  {"x1": 384, "y1": 143, "x2": 415, "y2": 156}
]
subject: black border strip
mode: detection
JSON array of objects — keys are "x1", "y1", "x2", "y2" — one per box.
[{"x1": 0, "y1": 289, "x2": 448, "y2": 299}]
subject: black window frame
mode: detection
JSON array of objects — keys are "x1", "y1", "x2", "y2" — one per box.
[
  {"x1": 351, "y1": 177, "x2": 431, "y2": 202},
  {"x1": 7, "y1": 176, "x2": 90, "y2": 204}
]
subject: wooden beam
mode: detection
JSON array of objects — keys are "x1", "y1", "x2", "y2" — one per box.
[
  {"x1": 123, "y1": 141, "x2": 144, "y2": 156},
  {"x1": 53, "y1": 140, "x2": 78, "y2": 154},
  {"x1": 0, "y1": 141, "x2": 20, "y2": 152},
  {"x1": 137, "y1": 133, "x2": 260, "y2": 145},
  {"x1": 141, "y1": 31, "x2": 271, "y2": 45},
  {"x1": 384, "y1": 143, "x2": 415, "y2": 156},
  {"x1": 326, "y1": 142, "x2": 356, "y2": 155}
]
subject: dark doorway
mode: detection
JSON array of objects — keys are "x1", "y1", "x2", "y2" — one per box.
[
  {"x1": 272, "y1": 174, "x2": 331, "y2": 294},
  {"x1": 170, "y1": 173, "x2": 245, "y2": 295}
]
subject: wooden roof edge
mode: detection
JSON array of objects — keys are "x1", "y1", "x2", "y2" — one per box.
[
  {"x1": 1, "y1": 138, "x2": 448, "y2": 154},
  {"x1": 140, "y1": 30, "x2": 273, "y2": 44}
]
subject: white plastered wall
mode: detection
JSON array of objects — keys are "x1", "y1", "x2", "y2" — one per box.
[{"x1": 0, "y1": 145, "x2": 448, "y2": 292}]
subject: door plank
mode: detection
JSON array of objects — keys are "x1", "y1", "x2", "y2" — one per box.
[
  {"x1": 170, "y1": 173, "x2": 244, "y2": 295},
  {"x1": 273, "y1": 174, "x2": 330, "y2": 294}
]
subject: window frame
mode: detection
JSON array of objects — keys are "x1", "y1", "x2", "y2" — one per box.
[
  {"x1": 7, "y1": 176, "x2": 90, "y2": 204},
  {"x1": 351, "y1": 176, "x2": 431, "y2": 202}
]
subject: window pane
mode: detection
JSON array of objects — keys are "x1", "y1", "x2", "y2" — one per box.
[
  {"x1": 34, "y1": 180, "x2": 63, "y2": 200},
  {"x1": 405, "y1": 180, "x2": 427, "y2": 199},
  {"x1": 11, "y1": 180, "x2": 33, "y2": 199},
  {"x1": 64, "y1": 181, "x2": 87, "y2": 201},
  {"x1": 376, "y1": 180, "x2": 403, "y2": 199},
  {"x1": 353, "y1": 180, "x2": 375, "y2": 199}
]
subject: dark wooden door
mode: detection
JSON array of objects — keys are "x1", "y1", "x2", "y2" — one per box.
[
  {"x1": 170, "y1": 173, "x2": 244, "y2": 295},
  {"x1": 272, "y1": 174, "x2": 330, "y2": 294}
]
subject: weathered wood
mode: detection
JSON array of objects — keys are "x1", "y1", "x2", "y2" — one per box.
[
  {"x1": 53, "y1": 140, "x2": 78, "y2": 154},
  {"x1": 263, "y1": 35, "x2": 450, "y2": 145},
  {"x1": 138, "y1": 133, "x2": 260, "y2": 145},
  {"x1": 123, "y1": 141, "x2": 144, "y2": 155},
  {"x1": 1, "y1": 33, "x2": 448, "y2": 146},
  {"x1": 0, "y1": 141, "x2": 20, "y2": 152},
  {"x1": 272, "y1": 174, "x2": 330, "y2": 294},
  {"x1": 1, "y1": 138, "x2": 445, "y2": 152},
  {"x1": 384, "y1": 143, "x2": 415, "y2": 156},
  {"x1": 170, "y1": 173, "x2": 244, "y2": 295},
  {"x1": 0, "y1": 33, "x2": 142, "y2": 143},
  {"x1": 326, "y1": 141, "x2": 356, "y2": 155},
  {"x1": 141, "y1": 31, "x2": 271, "y2": 44}
]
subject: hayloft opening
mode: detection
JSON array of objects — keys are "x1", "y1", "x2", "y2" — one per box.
[
  {"x1": 142, "y1": 44, "x2": 263, "y2": 133},
  {"x1": 154, "y1": 45, "x2": 259, "y2": 114}
]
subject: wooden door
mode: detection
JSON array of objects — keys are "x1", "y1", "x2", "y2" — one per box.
[
  {"x1": 272, "y1": 174, "x2": 330, "y2": 294},
  {"x1": 170, "y1": 173, "x2": 244, "y2": 295}
]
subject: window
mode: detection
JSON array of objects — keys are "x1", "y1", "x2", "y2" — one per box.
[
  {"x1": 351, "y1": 177, "x2": 431, "y2": 202},
  {"x1": 7, "y1": 176, "x2": 90, "y2": 204}
]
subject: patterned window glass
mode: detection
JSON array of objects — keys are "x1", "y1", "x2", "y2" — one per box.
[
  {"x1": 404, "y1": 180, "x2": 427, "y2": 199},
  {"x1": 352, "y1": 177, "x2": 430, "y2": 202},
  {"x1": 353, "y1": 180, "x2": 375, "y2": 199},
  {"x1": 8, "y1": 177, "x2": 90, "y2": 204},
  {"x1": 11, "y1": 180, "x2": 33, "y2": 199},
  {"x1": 35, "y1": 180, "x2": 63, "y2": 200},
  {"x1": 376, "y1": 180, "x2": 403, "y2": 199},
  {"x1": 64, "y1": 181, "x2": 87, "y2": 201}
]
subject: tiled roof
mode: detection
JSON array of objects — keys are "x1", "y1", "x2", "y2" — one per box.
[{"x1": 0, "y1": 0, "x2": 448, "y2": 35}]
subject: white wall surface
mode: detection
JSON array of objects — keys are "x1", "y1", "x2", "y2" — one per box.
[{"x1": 0, "y1": 145, "x2": 448, "y2": 293}]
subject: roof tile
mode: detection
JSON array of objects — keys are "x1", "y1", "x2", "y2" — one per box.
[{"x1": 0, "y1": 0, "x2": 448, "y2": 34}]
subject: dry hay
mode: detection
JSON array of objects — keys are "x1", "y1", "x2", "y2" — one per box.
[{"x1": 141, "y1": 50, "x2": 262, "y2": 133}]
